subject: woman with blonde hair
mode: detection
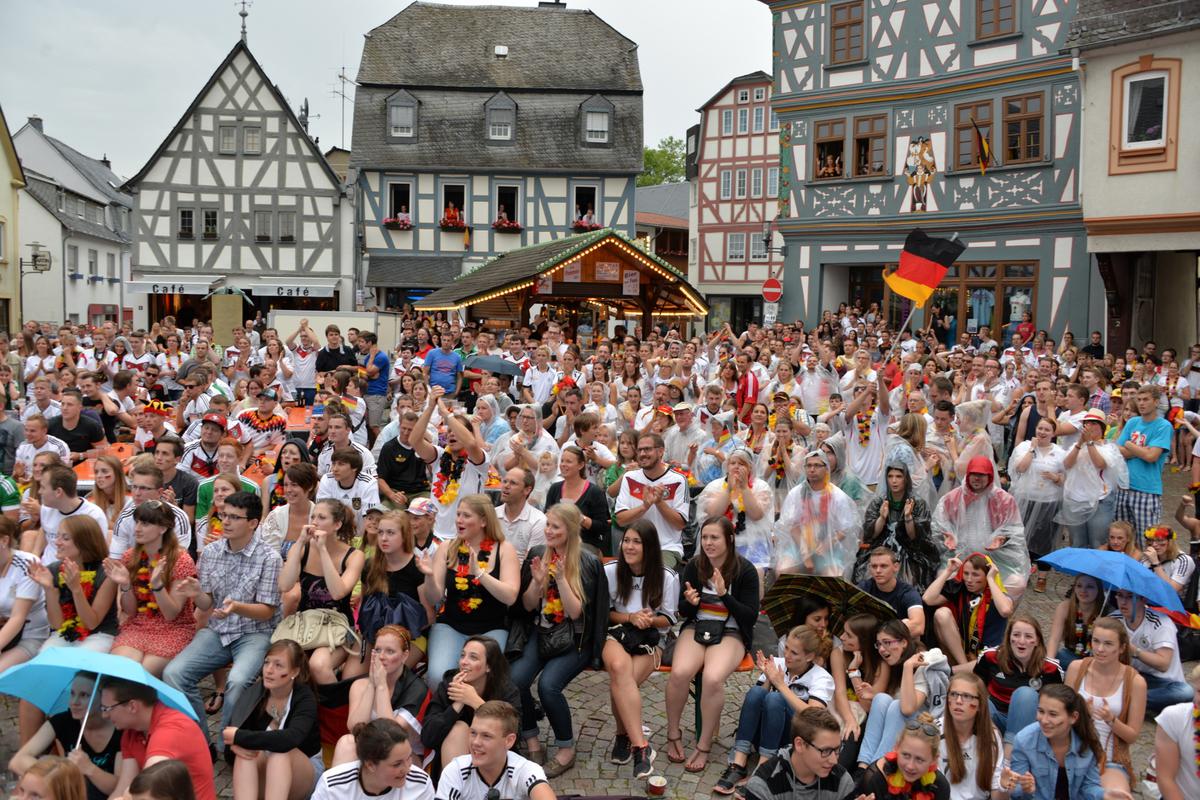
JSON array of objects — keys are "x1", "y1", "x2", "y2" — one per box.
[
  {"x1": 416, "y1": 494, "x2": 520, "y2": 689},
  {"x1": 88, "y1": 455, "x2": 127, "y2": 532},
  {"x1": 10, "y1": 755, "x2": 86, "y2": 800},
  {"x1": 509, "y1": 502, "x2": 607, "y2": 777},
  {"x1": 851, "y1": 711, "x2": 952, "y2": 799}
]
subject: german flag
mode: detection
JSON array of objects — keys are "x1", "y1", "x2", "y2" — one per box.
[
  {"x1": 971, "y1": 117, "x2": 992, "y2": 174},
  {"x1": 883, "y1": 228, "x2": 966, "y2": 305}
]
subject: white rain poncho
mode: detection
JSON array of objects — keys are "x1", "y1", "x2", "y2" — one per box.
[
  {"x1": 953, "y1": 400, "x2": 998, "y2": 482},
  {"x1": 1055, "y1": 439, "x2": 1128, "y2": 526},
  {"x1": 773, "y1": 451, "x2": 861, "y2": 577},
  {"x1": 932, "y1": 455, "x2": 1030, "y2": 593},
  {"x1": 697, "y1": 469, "x2": 776, "y2": 569},
  {"x1": 881, "y1": 432, "x2": 937, "y2": 511}
]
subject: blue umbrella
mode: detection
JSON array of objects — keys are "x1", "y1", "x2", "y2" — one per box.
[
  {"x1": 1038, "y1": 547, "x2": 1184, "y2": 612},
  {"x1": 0, "y1": 648, "x2": 198, "y2": 722},
  {"x1": 463, "y1": 354, "x2": 524, "y2": 378}
]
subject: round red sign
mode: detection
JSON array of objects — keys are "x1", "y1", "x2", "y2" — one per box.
[{"x1": 761, "y1": 278, "x2": 782, "y2": 303}]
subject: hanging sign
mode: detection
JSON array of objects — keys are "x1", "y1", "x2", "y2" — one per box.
[
  {"x1": 563, "y1": 261, "x2": 582, "y2": 282},
  {"x1": 595, "y1": 262, "x2": 621, "y2": 282},
  {"x1": 622, "y1": 269, "x2": 640, "y2": 296},
  {"x1": 536, "y1": 274, "x2": 553, "y2": 294}
]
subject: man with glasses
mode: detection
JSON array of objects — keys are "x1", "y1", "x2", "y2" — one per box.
[
  {"x1": 738, "y1": 707, "x2": 854, "y2": 800},
  {"x1": 857, "y1": 547, "x2": 925, "y2": 637},
  {"x1": 614, "y1": 433, "x2": 689, "y2": 568},
  {"x1": 176, "y1": 368, "x2": 212, "y2": 429},
  {"x1": 110, "y1": 464, "x2": 194, "y2": 559},
  {"x1": 165, "y1": 491, "x2": 282, "y2": 750},
  {"x1": 100, "y1": 676, "x2": 217, "y2": 800},
  {"x1": 1110, "y1": 589, "x2": 1193, "y2": 712}
]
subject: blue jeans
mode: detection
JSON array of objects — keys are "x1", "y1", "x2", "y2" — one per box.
[
  {"x1": 1068, "y1": 493, "x2": 1115, "y2": 549},
  {"x1": 425, "y1": 623, "x2": 508, "y2": 690},
  {"x1": 858, "y1": 693, "x2": 913, "y2": 764},
  {"x1": 989, "y1": 686, "x2": 1039, "y2": 744},
  {"x1": 1143, "y1": 673, "x2": 1194, "y2": 713},
  {"x1": 1056, "y1": 646, "x2": 1082, "y2": 672},
  {"x1": 163, "y1": 628, "x2": 272, "y2": 744},
  {"x1": 509, "y1": 627, "x2": 590, "y2": 748},
  {"x1": 733, "y1": 685, "x2": 794, "y2": 759}
]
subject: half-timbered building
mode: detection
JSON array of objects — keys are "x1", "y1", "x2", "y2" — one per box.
[
  {"x1": 760, "y1": 0, "x2": 1097, "y2": 341},
  {"x1": 123, "y1": 39, "x2": 353, "y2": 325},
  {"x1": 688, "y1": 71, "x2": 783, "y2": 332},
  {"x1": 351, "y1": 1, "x2": 642, "y2": 309}
]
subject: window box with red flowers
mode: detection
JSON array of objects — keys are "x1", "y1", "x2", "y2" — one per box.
[
  {"x1": 492, "y1": 219, "x2": 523, "y2": 234},
  {"x1": 382, "y1": 217, "x2": 413, "y2": 231},
  {"x1": 439, "y1": 217, "x2": 467, "y2": 232},
  {"x1": 571, "y1": 221, "x2": 603, "y2": 232}
]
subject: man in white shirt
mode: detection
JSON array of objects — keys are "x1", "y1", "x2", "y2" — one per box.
[
  {"x1": 663, "y1": 403, "x2": 704, "y2": 472},
  {"x1": 521, "y1": 346, "x2": 560, "y2": 405},
  {"x1": 14, "y1": 415, "x2": 70, "y2": 481},
  {"x1": 285, "y1": 320, "x2": 320, "y2": 406},
  {"x1": 841, "y1": 372, "x2": 890, "y2": 489},
  {"x1": 614, "y1": 432, "x2": 689, "y2": 569},
  {"x1": 316, "y1": 447, "x2": 382, "y2": 533},
  {"x1": 318, "y1": 413, "x2": 378, "y2": 478},
  {"x1": 21, "y1": 377, "x2": 61, "y2": 422},
  {"x1": 496, "y1": 467, "x2": 546, "y2": 562},
  {"x1": 435, "y1": 702, "x2": 553, "y2": 800},
  {"x1": 26, "y1": 464, "x2": 110, "y2": 563},
  {"x1": 111, "y1": 463, "x2": 194, "y2": 559},
  {"x1": 1112, "y1": 590, "x2": 1193, "y2": 712},
  {"x1": 1153, "y1": 665, "x2": 1200, "y2": 800}
]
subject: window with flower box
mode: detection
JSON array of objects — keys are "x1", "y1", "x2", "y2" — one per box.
[
  {"x1": 388, "y1": 183, "x2": 412, "y2": 222},
  {"x1": 727, "y1": 233, "x2": 746, "y2": 261},
  {"x1": 178, "y1": 209, "x2": 194, "y2": 239},
  {"x1": 254, "y1": 210, "x2": 272, "y2": 242},
  {"x1": 279, "y1": 211, "x2": 296, "y2": 243}
]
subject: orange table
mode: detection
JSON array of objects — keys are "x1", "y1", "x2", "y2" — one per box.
[
  {"x1": 286, "y1": 406, "x2": 313, "y2": 433},
  {"x1": 74, "y1": 443, "x2": 137, "y2": 492}
]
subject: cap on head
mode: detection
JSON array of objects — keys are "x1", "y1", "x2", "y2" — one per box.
[{"x1": 407, "y1": 497, "x2": 438, "y2": 516}]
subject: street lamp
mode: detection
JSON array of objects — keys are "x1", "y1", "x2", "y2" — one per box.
[{"x1": 760, "y1": 220, "x2": 787, "y2": 257}]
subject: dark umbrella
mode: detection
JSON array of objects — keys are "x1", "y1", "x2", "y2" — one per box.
[
  {"x1": 464, "y1": 354, "x2": 525, "y2": 378},
  {"x1": 761, "y1": 573, "x2": 897, "y2": 638}
]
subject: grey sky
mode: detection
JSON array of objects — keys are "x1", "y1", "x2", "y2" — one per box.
[{"x1": 1, "y1": 0, "x2": 771, "y2": 180}]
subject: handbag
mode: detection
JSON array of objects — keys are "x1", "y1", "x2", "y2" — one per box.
[
  {"x1": 537, "y1": 621, "x2": 576, "y2": 660},
  {"x1": 272, "y1": 609, "x2": 362, "y2": 656},
  {"x1": 607, "y1": 622, "x2": 661, "y2": 655},
  {"x1": 692, "y1": 618, "x2": 726, "y2": 647}
]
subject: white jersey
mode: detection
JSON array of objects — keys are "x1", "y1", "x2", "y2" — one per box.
[
  {"x1": 40, "y1": 499, "x2": 110, "y2": 564},
  {"x1": 317, "y1": 440, "x2": 377, "y2": 478},
  {"x1": 315, "y1": 473, "x2": 381, "y2": 526},
  {"x1": 110, "y1": 499, "x2": 193, "y2": 559},
  {"x1": 289, "y1": 344, "x2": 319, "y2": 389},
  {"x1": 15, "y1": 436, "x2": 70, "y2": 473},
  {"x1": 430, "y1": 454, "x2": 490, "y2": 540},
  {"x1": 21, "y1": 400, "x2": 62, "y2": 422},
  {"x1": 313, "y1": 761, "x2": 433, "y2": 800},
  {"x1": 435, "y1": 752, "x2": 548, "y2": 800}
]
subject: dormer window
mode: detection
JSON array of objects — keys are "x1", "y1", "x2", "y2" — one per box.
[
  {"x1": 386, "y1": 90, "x2": 418, "y2": 141},
  {"x1": 485, "y1": 92, "x2": 517, "y2": 143},
  {"x1": 580, "y1": 94, "x2": 614, "y2": 147}
]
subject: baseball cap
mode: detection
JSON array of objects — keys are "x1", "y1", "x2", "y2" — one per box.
[
  {"x1": 655, "y1": 405, "x2": 674, "y2": 417},
  {"x1": 257, "y1": 388, "x2": 278, "y2": 401},
  {"x1": 672, "y1": 402, "x2": 692, "y2": 413},
  {"x1": 407, "y1": 498, "x2": 438, "y2": 517},
  {"x1": 201, "y1": 413, "x2": 227, "y2": 430}
]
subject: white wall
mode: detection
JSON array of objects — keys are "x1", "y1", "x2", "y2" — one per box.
[
  {"x1": 18, "y1": 196, "x2": 65, "y2": 324},
  {"x1": 820, "y1": 263, "x2": 850, "y2": 314},
  {"x1": 1155, "y1": 252, "x2": 1198, "y2": 350}
]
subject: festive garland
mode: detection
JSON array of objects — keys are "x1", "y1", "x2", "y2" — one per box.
[
  {"x1": 56, "y1": 569, "x2": 96, "y2": 642},
  {"x1": 432, "y1": 447, "x2": 467, "y2": 505},
  {"x1": 1192, "y1": 703, "x2": 1199, "y2": 780},
  {"x1": 722, "y1": 481, "x2": 747, "y2": 537},
  {"x1": 1072, "y1": 609, "x2": 1093, "y2": 657},
  {"x1": 768, "y1": 450, "x2": 787, "y2": 485},
  {"x1": 856, "y1": 400, "x2": 876, "y2": 446},
  {"x1": 453, "y1": 539, "x2": 494, "y2": 614},
  {"x1": 133, "y1": 551, "x2": 160, "y2": 616},
  {"x1": 542, "y1": 554, "x2": 565, "y2": 624},
  {"x1": 882, "y1": 752, "x2": 938, "y2": 800}
]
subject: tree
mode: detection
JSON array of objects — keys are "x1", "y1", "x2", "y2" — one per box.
[{"x1": 638, "y1": 136, "x2": 686, "y2": 187}]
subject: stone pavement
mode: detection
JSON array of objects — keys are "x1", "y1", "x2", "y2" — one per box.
[{"x1": 1, "y1": 469, "x2": 1195, "y2": 798}]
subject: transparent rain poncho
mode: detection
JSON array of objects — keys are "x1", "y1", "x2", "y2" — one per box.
[{"x1": 773, "y1": 452, "x2": 862, "y2": 577}]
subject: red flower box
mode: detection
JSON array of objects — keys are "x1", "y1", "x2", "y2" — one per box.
[
  {"x1": 492, "y1": 220, "x2": 523, "y2": 233},
  {"x1": 571, "y1": 221, "x2": 603, "y2": 232},
  {"x1": 382, "y1": 218, "x2": 412, "y2": 231},
  {"x1": 439, "y1": 217, "x2": 467, "y2": 232}
]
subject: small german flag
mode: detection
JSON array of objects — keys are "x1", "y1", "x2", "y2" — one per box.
[
  {"x1": 883, "y1": 228, "x2": 966, "y2": 305},
  {"x1": 971, "y1": 117, "x2": 992, "y2": 175}
]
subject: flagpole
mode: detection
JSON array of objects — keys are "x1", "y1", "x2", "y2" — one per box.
[{"x1": 886, "y1": 232, "x2": 958, "y2": 361}]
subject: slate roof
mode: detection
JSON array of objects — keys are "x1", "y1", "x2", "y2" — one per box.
[
  {"x1": 23, "y1": 174, "x2": 128, "y2": 244},
  {"x1": 414, "y1": 228, "x2": 697, "y2": 310},
  {"x1": 635, "y1": 183, "x2": 688, "y2": 225},
  {"x1": 1066, "y1": 0, "x2": 1200, "y2": 49},
  {"x1": 366, "y1": 255, "x2": 463, "y2": 288},
  {"x1": 43, "y1": 135, "x2": 131, "y2": 208},
  {"x1": 349, "y1": 88, "x2": 642, "y2": 172},
  {"x1": 357, "y1": 2, "x2": 641, "y2": 92}
]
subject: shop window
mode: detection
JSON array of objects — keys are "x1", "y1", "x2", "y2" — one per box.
[
  {"x1": 853, "y1": 115, "x2": 887, "y2": 176},
  {"x1": 968, "y1": 264, "x2": 997, "y2": 278},
  {"x1": 977, "y1": 0, "x2": 1016, "y2": 39},
  {"x1": 1004, "y1": 263, "x2": 1035, "y2": 278},
  {"x1": 1003, "y1": 93, "x2": 1042, "y2": 163},
  {"x1": 178, "y1": 209, "x2": 194, "y2": 239},
  {"x1": 202, "y1": 209, "x2": 219, "y2": 239},
  {"x1": 389, "y1": 183, "x2": 412, "y2": 220},
  {"x1": 814, "y1": 119, "x2": 846, "y2": 179},
  {"x1": 954, "y1": 101, "x2": 992, "y2": 170},
  {"x1": 496, "y1": 185, "x2": 520, "y2": 224},
  {"x1": 830, "y1": 1, "x2": 865, "y2": 64},
  {"x1": 573, "y1": 185, "x2": 597, "y2": 223}
]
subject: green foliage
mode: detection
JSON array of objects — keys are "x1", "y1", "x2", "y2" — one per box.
[{"x1": 639, "y1": 136, "x2": 686, "y2": 187}]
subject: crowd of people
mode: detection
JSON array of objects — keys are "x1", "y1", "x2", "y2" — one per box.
[{"x1": 0, "y1": 306, "x2": 1199, "y2": 800}]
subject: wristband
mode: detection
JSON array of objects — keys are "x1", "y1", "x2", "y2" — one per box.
[{"x1": 150, "y1": 584, "x2": 165, "y2": 592}]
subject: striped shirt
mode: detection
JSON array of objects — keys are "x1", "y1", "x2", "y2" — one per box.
[
  {"x1": 313, "y1": 761, "x2": 432, "y2": 800},
  {"x1": 110, "y1": 500, "x2": 193, "y2": 559},
  {"x1": 436, "y1": 752, "x2": 546, "y2": 800}
]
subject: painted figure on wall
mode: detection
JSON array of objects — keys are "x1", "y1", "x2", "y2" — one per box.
[{"x1": 905, "y1": 137, "x2": 936, "y2": 212}]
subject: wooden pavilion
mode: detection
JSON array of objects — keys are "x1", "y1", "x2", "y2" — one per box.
[{"x1": 413, "y1": 228, "x2": 708, "y2": 336}]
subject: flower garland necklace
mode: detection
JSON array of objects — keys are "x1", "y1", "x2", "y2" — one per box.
[
  {"x1": 542, "y1": 553, "x2": 565, "y2": 623},
  {"x1": 856, "y1": 399, "x2": 876, "y2": 446},
  {"x1": 56, "y1": 568, "x2": 97, "y2": 642},
  {"x1": 432, "y1": 447, "x2": 467, "y2": 506},
  {"x1": 1191, "y1": 703, "x2": 1199, "y2": 780},
  {"x1": 453, "y1": 539, "x2": 493, "y2": 613},
  {"x1": 133, "y1": 550, "x2": 160, "y2": 616},
  {"x1": 1072, "y1": 607, "x2": 1094, "y2": 657},
  {"x1": 768, "y1": 447, "x2": 788, "y2": 485},
  {"x1": 722, "y1": 480, "x2": 747, "y2": 536},
  {"x1": 882, "y1": 751, "x2": 938, "y2": 800}
]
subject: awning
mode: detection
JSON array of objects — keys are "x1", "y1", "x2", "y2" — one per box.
[
  {"x1": 126, "y1": 275, "x2": 340, "y2": 298},
  {"x1": 127, "y1": 275, "x2": 221, "y2": 296},
  {"x1": 242, "y1": 279, "x2": 339, "y2": 298},
  {"x1": 366, "y1": 255, "x2": 463, "y2": 289}
]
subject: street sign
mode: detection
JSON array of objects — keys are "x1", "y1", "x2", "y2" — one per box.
[
  {"x1": 761, "y1": 277, "x2": 782, "y2": 303},
  {"x1": 763, "y1": 301, "x2": 778, "y2": 326}
]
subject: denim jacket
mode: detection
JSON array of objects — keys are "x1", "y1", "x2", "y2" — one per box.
[{"x1": 1008, "y1": 723, "x2": 1103, "y2": 800}]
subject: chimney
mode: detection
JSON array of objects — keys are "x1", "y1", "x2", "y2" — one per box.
[
  {"x1": 100, "y1": 153, "x2": 111, "y2": 169},
  {"x1": 28, "y1": 115, "x2": 43, "y2": 132}
]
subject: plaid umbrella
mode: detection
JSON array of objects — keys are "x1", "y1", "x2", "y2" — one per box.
[{"x1": 761, "y1": 573, "x2": 897, "y2": 638}]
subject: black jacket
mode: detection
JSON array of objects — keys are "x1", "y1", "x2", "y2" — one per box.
[
  {"x1": 227, "y1": 680, "x2": 321, "y2": 761},
  {"x1": 678, "y1": 555, "x2": 760, "y2": 649},
  {"x1": 516, "y1": 546, "x2": 609, "y2": 667},
  {"x1": 545, "y1": 480, "x2": 612, "y2": 554},
  {"x1": 420, "y1": 669, "x2": 523, "y2": 754}
]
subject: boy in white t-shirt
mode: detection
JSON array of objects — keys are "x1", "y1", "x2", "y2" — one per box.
[
  {"x1": 435, "y1": 701, "x2": 553, "y2": 800},
  {"x1": 1111, "y1": 591, "x2": 1193, "y2": 713},
  {"x1": 1153, "y1": 665, "x2": 1200, "y2": 800}
]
